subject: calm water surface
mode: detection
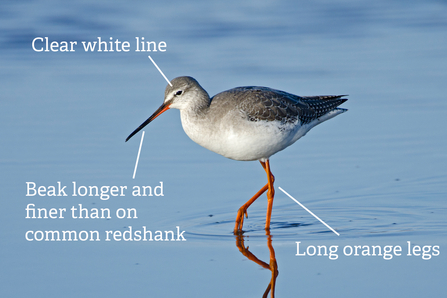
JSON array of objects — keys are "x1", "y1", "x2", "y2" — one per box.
[{"x1": 1, "y1": 0, "x2": 446, "y2": 297}]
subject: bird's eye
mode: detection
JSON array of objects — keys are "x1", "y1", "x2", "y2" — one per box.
[{"x1": 175, "y1": 90, "x2": 183, "y2": 96}]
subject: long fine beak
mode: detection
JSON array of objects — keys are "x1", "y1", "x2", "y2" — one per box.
[{"x1": 125, "y1": 102, "x2": 171, "y2": 142}]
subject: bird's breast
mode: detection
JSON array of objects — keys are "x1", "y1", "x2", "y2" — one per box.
[{"x1": 180, "y1": 109, "x2": 303, "y2": 161}]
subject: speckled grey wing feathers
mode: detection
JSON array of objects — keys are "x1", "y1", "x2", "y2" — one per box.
[{"x1": 212, "y1": 86, "x2": 347, "y2": 124}]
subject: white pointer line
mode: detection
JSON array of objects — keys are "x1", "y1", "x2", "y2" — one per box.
[
  {"x1": 132, "y1": 131, "x2": 145, "y2": 179},
  {"x1": 131, "y1": 57, "x2": 169, "y2": 178},
  {"x1": 278, "y1": 186, "x2": 340, "y2": 236},
  {"x1": 148, "y1": 56, "x2": 172, "y2": 87}
]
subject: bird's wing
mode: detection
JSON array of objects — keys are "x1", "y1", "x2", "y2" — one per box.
[
  {"x1": 298, "y1": 95, "x2": 348, "y2": 123},
  {"x1": 221, "y1": 87, "x2": 347, "y2": 124}
]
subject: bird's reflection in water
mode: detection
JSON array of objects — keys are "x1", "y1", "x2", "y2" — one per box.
[{"x1": 235, "y1": 231, "x2": 279, "y2": 298}]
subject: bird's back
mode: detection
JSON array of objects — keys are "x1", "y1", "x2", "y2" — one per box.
[{"x1": 210, "y1": 86, "x2": 347, "y2": 125}]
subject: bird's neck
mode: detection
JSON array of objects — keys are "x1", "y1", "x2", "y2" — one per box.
[{"x1": 187, "y1": 88, "x2": 211, "y2": 116}]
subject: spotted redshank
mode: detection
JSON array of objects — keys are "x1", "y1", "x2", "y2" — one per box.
[{"x1": 126, "y1": 76, "x2": 347, "y2": 233}]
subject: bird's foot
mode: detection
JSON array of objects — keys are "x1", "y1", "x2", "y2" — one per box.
[{"x1": 234, "y1": 206, "x2": 248, "y2": 234}]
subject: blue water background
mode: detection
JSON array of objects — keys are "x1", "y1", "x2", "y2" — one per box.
[{"x1": 1, "y1": 0, "x2": 446, "y2": 297}]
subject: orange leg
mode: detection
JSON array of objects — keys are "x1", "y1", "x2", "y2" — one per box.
[
  {"x1": 234, "y1": 160, "x2": 275, "y2": 234},
  {"x1": 264, "y1": 160, "x2": 275, "y2": 231}
]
